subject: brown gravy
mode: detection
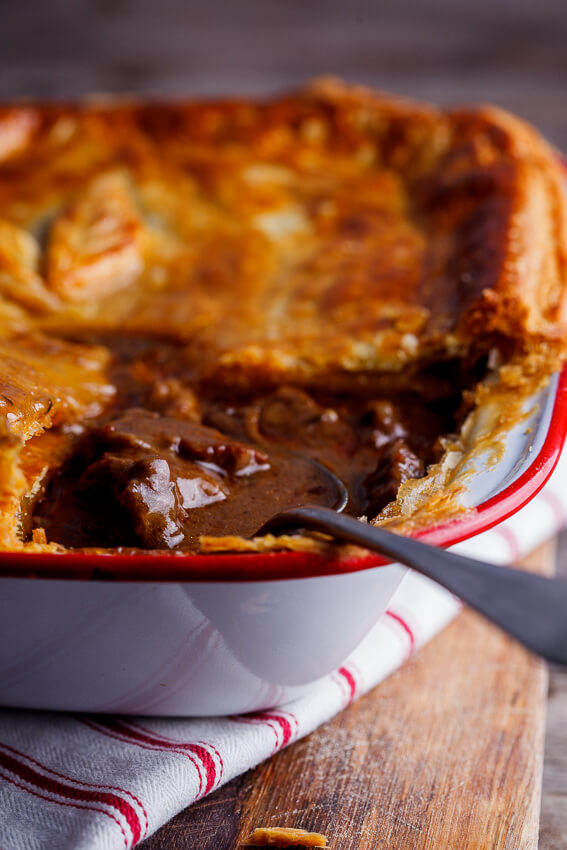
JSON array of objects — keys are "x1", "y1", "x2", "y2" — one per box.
[{"x1": 30, "y1": 336, "x2": 463, "y2": 552}]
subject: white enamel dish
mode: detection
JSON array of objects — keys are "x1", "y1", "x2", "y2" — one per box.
[{"x1": 0, "y1": 369, "x2": 565, "y2": 716}]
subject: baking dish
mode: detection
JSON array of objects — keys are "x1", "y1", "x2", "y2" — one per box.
[
  {"x1": 0, "y1": 366, "x2": 564, "y2": 716},
  {"x1": 1, "y1": 84, "x2": 567, "y2": 714}
]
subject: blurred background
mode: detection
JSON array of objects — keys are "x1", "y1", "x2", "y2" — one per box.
[
  {"x1": 0, "y1": 0, "x2": 566, "y2": 844},
  {"x1": 1, "y1": 0, "x2": 567, "y2": 148}
]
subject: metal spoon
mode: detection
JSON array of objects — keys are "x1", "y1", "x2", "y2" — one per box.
[{"x1": 258, "y1": 503, "x2": 567, "y2": 666}]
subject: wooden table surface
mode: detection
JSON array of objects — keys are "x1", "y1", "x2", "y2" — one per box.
[{"x1": 1, "y1": 0, "x2": 567, "y2": 844}]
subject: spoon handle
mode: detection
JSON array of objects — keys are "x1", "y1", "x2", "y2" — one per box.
[{"x1": 259, "y1": 506, "x2": 567, "y2": 666}]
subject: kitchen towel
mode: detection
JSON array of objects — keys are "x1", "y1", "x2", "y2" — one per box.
[{"x1": 0, "y1": 447, "x2": 566, "y2": 850}]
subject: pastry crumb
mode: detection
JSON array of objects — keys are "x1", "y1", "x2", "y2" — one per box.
[
  {"x1": 31, "y1": 527, "x2": 47, "y2": 544},
  {"x1": 241, "y1": 826, "x2": 328, "y2": 847}
]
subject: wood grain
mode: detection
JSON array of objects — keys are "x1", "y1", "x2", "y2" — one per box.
[{"x1": 142, "y1": 541, "x2": 554, "y2": 849}]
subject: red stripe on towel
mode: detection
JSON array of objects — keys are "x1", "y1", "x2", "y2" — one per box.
[
  {"x1": 0, "y1": 744, "x2": 143, "y2": 846},
  {"x1": 337, "y1": 666, "x2": 357, "y2": 703},
  {"x1": 230, "y1": 709, "x2": 298, "y2": 753},
  {"x1": 247, "y1": 713, "x2": 294, "y2": 749},
  {"x1": 82, "y1": 718, "x2": 218, "y2": 797},
  {"x1": 123, "y1": 721, "x2": 221, "y2": 795},
  {"x1": 6, "y1": 727, "x2": 149, "y2": 838},
  {"x1": 0, "y1": 770, "x2": 130, "y2": 848},
  {"x1": 385, "y1": 609, "x2": 416, "y2": 654}
]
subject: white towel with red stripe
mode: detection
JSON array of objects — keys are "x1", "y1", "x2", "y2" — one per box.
[{"x1": 1, "y1": 449, "x2": 566, "y2": 850}]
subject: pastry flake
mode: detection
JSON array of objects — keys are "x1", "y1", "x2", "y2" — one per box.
[{"x1": 242, "y1": 826, "x2": 328, "y2": 847}]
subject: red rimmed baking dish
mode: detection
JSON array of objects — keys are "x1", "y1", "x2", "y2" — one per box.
[{"x1": 0, "y1": 366, "x2": 564, "y2": 716}]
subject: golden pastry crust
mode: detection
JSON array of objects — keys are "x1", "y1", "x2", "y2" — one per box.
[
  {"x1": 0, "y1": 79, "x2": 564, "y2": 385},
  {"x1": 0, "y1": 79, "x2": 564, "y2": 555}
]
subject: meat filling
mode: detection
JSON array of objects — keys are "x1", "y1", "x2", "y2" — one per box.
[
  {"x1": 29, "y1": 338, "x2": 465, "y2": 552},
  {"x1": 33, "y1": 409, "x2": 353, "y2": 550}
]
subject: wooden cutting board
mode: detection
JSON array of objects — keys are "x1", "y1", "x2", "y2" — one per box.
[{"x1": 142, "y1": 541, "x2": 554, "y2": 850}]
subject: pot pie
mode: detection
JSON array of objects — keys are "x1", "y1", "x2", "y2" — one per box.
[{"x1": 0, "y1": 78, "x2": 565, "y2": 556}]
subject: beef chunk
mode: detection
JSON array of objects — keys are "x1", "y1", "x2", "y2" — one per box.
[
  {"x1": 75, "y1": 410, "x2": 268, "y2": 548},
  {"x1": 364, "y1": 437, "x2": 424, "y2": 517}
]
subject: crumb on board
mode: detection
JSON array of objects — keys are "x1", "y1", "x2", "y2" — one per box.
[{"x1": 241, "y1": 826, "x2": 328, "y2": 847}]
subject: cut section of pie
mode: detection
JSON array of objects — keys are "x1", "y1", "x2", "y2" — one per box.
[{"x1": 0, "y1": 79, "x2": 564, "y2": 555}]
